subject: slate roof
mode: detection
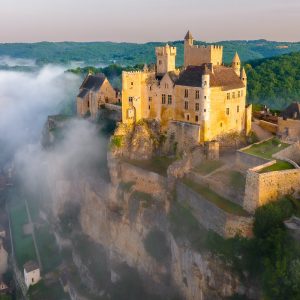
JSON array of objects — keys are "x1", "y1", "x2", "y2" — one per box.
[
  {"x1": 185, "y1": 30, "x2": 193, "y2": 40},
  {"x1": 77, "y1": 73, "x2": 107, "y2": 98},
  {"x1": 78, "y1": 73, "x2": 106, "y2": 95},
  {"x1": 24, "y1": 261, "x2": 39, "y2": 273},
  {"x1": 176, "y1": 65, "x2": 245, "y2": 90},
  {"x1": 281, "y1": 102, "x2": 300, "y2": 120}
]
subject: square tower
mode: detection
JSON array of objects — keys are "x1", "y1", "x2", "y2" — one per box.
[{"x1": 155, "y1": 44, "x2": 177, "y2": 76}]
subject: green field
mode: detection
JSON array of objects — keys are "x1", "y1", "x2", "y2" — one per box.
[
  {"x1": 8, "y1": 190, "x2": 37, "y2": 268},
  {"x1": 242, "y1": 138, "x2": 290, "y2": 159},
  {"x1": 182, "y1": 178, "x2": 249, "y2": 217},
  {"x1": 259, "y1": 160, "x2": 295, "y2": 173}
]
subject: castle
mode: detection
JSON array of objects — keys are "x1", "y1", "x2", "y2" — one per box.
[{"x1": 121, "y1": 31, "x2": 252, "y2": 142}]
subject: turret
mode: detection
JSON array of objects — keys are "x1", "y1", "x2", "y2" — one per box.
[
  {"x1": 184, "y1": 30, "x2": 194, "y2": 46},
  {"x1": 232, "y1": 52, "x2": 241, "y2": 76},
  {"x1": 240, "y1": 67, "x2": 247, "y2": 86},
  {"x1": 155, "y1": 44, "x2": 177, "y2": 76}
]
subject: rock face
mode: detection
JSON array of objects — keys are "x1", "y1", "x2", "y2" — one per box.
[
  {"x1": 111, "y1": 120, "x2": 161, "y2": 160},
  {"x1": 76, "y1": 158, "x2": 256, "y2": 300}
]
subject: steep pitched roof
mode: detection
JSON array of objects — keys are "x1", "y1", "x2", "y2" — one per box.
[
  {"x1": 282, "y1": 102, "x2": 300, "y2": 120},
  {"x1": 79, "y1": 73, "x2": 106, "y2": 92},
  {"x1": 185, "y1": 30, "x2": 193, "y2": 40},
  {"x1": 77, "y1": 89, "x2": 89, "y2": 99},
  {"x1": 176, "y1": 65, "x2": 245, "y2": 90},
  {"x1": 232, "y1": 52, "x2": 241, "y2": 63},
  {"x1": 24, "y1": 261, "x2": 39, "y2": 273}
]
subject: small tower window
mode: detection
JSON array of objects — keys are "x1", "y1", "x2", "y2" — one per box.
[
  {"x1": 195, "y1": 90, "x2": 200, "y2": 99},
  {"x1": 227, "y1": 93, "x2": 230, "y2": 100},
  {"x1": 162, "y1": 94, "x2": 166, "y2": 104},
  {"x1": 204, "y1": 96, "x2": 207, "y2": 99},
  {"x1": 149, "y1": 105, "x2": 150, "y2": 110},
  {"x1": 186, "y1": 114, "x2": 190, "y2": 121},
  {"x1": 184, "y1": 101, "x2": 189, "y2": 110},
  {"x1": 226, "y1": 108, "x2": 230, "y2": 115},
  {"x1": 184, "y1": 89, "x2": 189, "y2": 98},
  {"x1": 195, "y1": 115, "x2": 199, "y2": 122},
  {"x1": 131, "y1": 82, "x2": 134, "y2": 86},
  {"x1": 237, "y1": 106, "x2": 240, "y2": 113},
  {"x1": 129, "y1": 97, "x2": 133, "y2": 102},
  {"x1": 238, "y1": 91, "x2": 241, "y2": 97},
  {"x1": 195, "y1": 103, "x2": 199, "y2": 111},
  {"x1": 220, "y1": 122, "x2": 223, "y2": 127},
  {"x1": 148, "y1": 97, "x2": 152, "y2": 102},
  {"x1": 87, "y1": 101, "x2": 90, "y2": 108},
  {"x1": 168, "y1": 95, "x2": 172, "y2": 105}
]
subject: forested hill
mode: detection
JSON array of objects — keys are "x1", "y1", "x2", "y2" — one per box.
[
  {"x1": 1, "y1": 39, "x2": 300, "y2": 66},
  {"x1": 246, "y1": 51, "x2": 300, "y2": 109}
]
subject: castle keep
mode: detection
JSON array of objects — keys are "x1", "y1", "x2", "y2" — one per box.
[{"x1": 121, "y1": 31, "x2": 252, "y2": 142}]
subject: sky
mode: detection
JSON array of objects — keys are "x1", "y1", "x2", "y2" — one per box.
[{"x1": 0, "y1": 0, "x2": 299, "y2": 43}]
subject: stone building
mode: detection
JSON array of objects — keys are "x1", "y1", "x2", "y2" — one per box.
[
  {"x1": 278, "y1": 102, "x2": 300, "y2": 140},
  {"x1": 77, "y1": 73, "x2": 119, "y2": 118},
  {"x1": 24, "y1": 261, "x2": 41, "y2": 288},
  {"x1": 121, "y1": 31, "x2": 251, "y2": 142}
]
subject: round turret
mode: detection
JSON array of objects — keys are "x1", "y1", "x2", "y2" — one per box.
[{"x1": 232, "y1": 52, "x2": 241, "y2": 76}]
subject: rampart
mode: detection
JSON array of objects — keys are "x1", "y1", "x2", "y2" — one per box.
[
  {"x1": 244, "y1": 163, "x2": 300, "y2": 212},
  {"x1": 176, "y1": 182, "x2": 253, "y2": 238}
]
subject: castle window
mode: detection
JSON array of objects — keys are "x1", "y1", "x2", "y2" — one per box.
[
  {"x1": 129, "y1": 97, "x2": 133, "y2": 102},
  {"x1": 195, "y1": 90, "x2": 200, "y2": 99},
  {"x1": 227, "y1": 93, "x2": 230, "y2": 100},
  {"x1": 195, "y1": 103, "x2": 199, "y2": 111},
  {"x1": 184, "y1": 101, "x2": 189, "y2": 110},
  {"x1": 184, "y1": 89, "x2": 188, "y2": 98},
  {"x1": 165, "y1": 83, "x2": 169, "y2": 89},
  {"x1": 220, "y1": 122, "x2": 223, "y2": 127},
  {"x1": 149, "y1": 97, "x2": 152, "y2": 102},
  {"x1": 159, "y1": 60, "x2": 162, "y2": 65},
  {"x1": 186, "y1": 114, "x2": 190, "y2": 121},
  {"x1": 149, "y1": 105, "x2": 150, "y2": 110},
  {"x1": 149, "y1": 86, "x2": 152, "y2": 91},
  {"x1": 237, "y1": 106, "x2": 240, "y2": 113},
  {"x1": 203, "y1": 81, "x2": 207, "y2": 87},
  {"x1": 204, "y1": 96, "x2": 207, "y2": 99},
  {"x1": 232, "y1": 92, "x2": 235, "y2": 99},
  {"x1": 195, "y1": 115, "x2": 199, "y2": 122},
  {"x1": 226, "y1": 108, "x2": 230, "y2": 115},
  {"x1": 87, "y1": 101, "x2": 90, "y2": 108},
  {"x1": 131, "y1": 82, "x2": 133, "y2": 86},
  {"x1": 162, "y1": 94, "x2": 166, "y2": 104},
  {"x1": 238, "y1": 91, "x2": 241, "y2": 98},
  {"x1": 168, "y1": 95, "x2": 172, "y2": 105},
  {"x1": 204, "y1": 109, "x2": 206, "y2": 112}
]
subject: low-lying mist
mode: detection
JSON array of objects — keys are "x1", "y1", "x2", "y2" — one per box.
[{"x1": 0, "y1": 64, "x2": 108, "y2": 192}]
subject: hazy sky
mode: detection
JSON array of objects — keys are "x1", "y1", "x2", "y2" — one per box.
[{"x1": 0, "y1": 0, "x2": 299, "y2": 43}]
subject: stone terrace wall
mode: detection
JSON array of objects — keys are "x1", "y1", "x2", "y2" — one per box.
[
  {"x1": 244, "y1": 164, "x2": 300, "y2": 212},
  {"x1": 273, "y1": 142, "x2": 300, "y2": 166},
  {"x1": 236, "y1": 140, "x2": 272, "y2": 169},
  {"x1": 176, "y1": 182, "x2": 253, "y2": 238},
  {"x1": 119, "y1": 162, "x2": 168, "y2": 197},
  {"x1": 258, "y1": 120, "x2": 278, "y2": 134}
]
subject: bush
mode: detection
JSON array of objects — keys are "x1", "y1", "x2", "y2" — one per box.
[
  {"x1": 144, "y1": 229, "x2": 170, "y2": 263},
  {"x1": 111, "y1": 135, "x2": 123, "y2": 149}
]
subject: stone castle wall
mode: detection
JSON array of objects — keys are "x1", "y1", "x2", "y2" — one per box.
[
  {"x1": 273, "y1": 141, "x2": 300, "y2": 165},
  {"x1": 120, "y1": 162, "x2": 168, "y2": 197},
  {"x1": 258, "y1": 120, "x2": 278, "y2": 134},
  {"x1": 244, "y1": 165, "x2": 300, "y2": 212},
  {"x1": 176, "y1": 182, "x2": 253, "y2": 238}
]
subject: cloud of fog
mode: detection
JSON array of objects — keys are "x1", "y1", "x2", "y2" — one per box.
[
  {"x1": 0, "y1": 56, "x2": 36, "y2": 67},
  {"x1": 0, "y1": 63, "x2": 109, "y2": 213},
  {"x1": 0, "y1": 65, "x2": 81, "y2": 165}
]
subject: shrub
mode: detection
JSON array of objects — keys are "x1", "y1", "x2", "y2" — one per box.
[{"x1": 111, "y1": 135, "x2": 123, "y2": 149}]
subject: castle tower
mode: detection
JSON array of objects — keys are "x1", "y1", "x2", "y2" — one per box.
[
  {"x1": 232, "y1": 52, "x2": 241, "y2": 76},
  {"x1": 240, "y1": 67, "x2": 247, "y2": 86},
  {"x1": 184, "y1": 30, "x2": 194, "y2": 46},
  {"x1": 201, "y1": 65, "x2": 211, "y2": 142},
  {"x1": 155, "y1": 44, "x2": 177, "y2": 76}
]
